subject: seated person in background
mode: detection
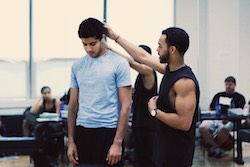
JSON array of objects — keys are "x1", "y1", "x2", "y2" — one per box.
[
  {"x1": 23, "y1": 86, "x2": 60, "y2": 136},
  {"x1": 30, "y1": 86, "x2": 60, "y2": 114},
  {"x1": 199, "y1": 76, "x2": 246, "y2": 158}
]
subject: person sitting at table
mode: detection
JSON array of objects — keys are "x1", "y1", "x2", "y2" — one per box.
[
  {"x1": 199, "y1": 76, "x2": 246, "y2": 158},
  {"x1": 22, "y1": 86, "x2": 60, "y2": 136}
]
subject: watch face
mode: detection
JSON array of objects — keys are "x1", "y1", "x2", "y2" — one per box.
[{"x1": 150, "y1": 109, "x2": 156, "y2": 117}]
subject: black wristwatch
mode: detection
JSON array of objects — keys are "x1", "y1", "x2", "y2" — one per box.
[{"x1": 150, "y1": 108, "x2": 157, "y2": 117}]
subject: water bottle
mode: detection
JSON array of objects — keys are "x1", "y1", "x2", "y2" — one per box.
[
  {"x1": 60, "y1": 102, "x2": 64, "y2": 111},
  {"x1": 215, "y1": 100, "x2": 221, "y2": 116},
  {"x1": 59, "y1": 102, "x2": 64, "y2": 119}
]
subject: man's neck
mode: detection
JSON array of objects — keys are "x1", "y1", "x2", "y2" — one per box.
[
  {"x1": 98, "y1": 47, "x2": 109, "y2": 57},
  {"x1": 169, "y1": 62, "x2": 186, "y2": 71}
]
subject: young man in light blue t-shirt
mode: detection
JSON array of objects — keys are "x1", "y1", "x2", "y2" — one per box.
[{"x1": 67, "y1": 18, "x2": 132, "y2": 167}]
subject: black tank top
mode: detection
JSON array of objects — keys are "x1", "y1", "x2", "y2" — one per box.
[
  {"x1": 132, "y1": 71, "x2": 157, "y2": 129},
  {"x1": 156, "y1": 65, "x2": 200, "y2": 167},
  {"x1": 42, "y1": 99, "x2": 57, "y2": 113}
]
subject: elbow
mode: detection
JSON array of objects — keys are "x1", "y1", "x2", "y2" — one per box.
[
  {"x1": 121, "y1": 104, "x2": 131, "y2": 116},
  {"x1": 179, "y1": 122, "x2": 192, "y2": 132}
]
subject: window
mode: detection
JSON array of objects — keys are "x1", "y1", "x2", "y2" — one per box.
[
  {"x1": 0, "y1": 0, "x2": 29, "y2": 99},
  {"x1": 0, "y1": 0, "x2": 173, "y2": 99}
]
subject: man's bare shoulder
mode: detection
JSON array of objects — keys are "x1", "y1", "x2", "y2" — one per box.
[{"x1": 174, "y1": 78, "x2": 196, "y2": 94}]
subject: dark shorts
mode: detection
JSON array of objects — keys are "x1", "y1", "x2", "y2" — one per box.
[{"x1": 74, "y1": 126, "x2": 124, "y2": 167}]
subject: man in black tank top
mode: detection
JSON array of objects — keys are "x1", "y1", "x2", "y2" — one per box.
[
  {"x1": 104, "y1": 25, "x2": 200, "y2": 167},
  {"x1": 105, "y1": 44, "x2": 158, "y2": 166}
]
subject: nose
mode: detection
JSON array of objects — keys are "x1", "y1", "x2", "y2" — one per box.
[
  {"x1": 85, "y1": 45, "x2": 92, "y2": 52},
  {"x1": 156, "y1": 47, "x2": 160, "y2": 54}
]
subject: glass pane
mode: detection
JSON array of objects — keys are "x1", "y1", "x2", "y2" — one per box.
[
  {"x1": 33, "y1": 0, "x2": 103, "y2": 97},
  {"x1": 107, "y1": 0, "x2": 173, "y2": 83},
  {"x1": 0, "y1": 61, "x2": 27, "y2": 99},
  {"x1": 0, "y1": 0, "x2": 29, "y2": 99}
]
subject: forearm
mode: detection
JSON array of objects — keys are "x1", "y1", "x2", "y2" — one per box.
[
  {"x1": 113, "y1": 106, "x2": 130, "y2": 145},
  {"x1": 30, "y1": 98, "x2": 42, "y2": 113},
  {"x1": 103, "y1": 41, "x2": 134, "y2": 64},
  {"x1": 67, "y1": 105, "x2": 78, "y2": 143},
  {"x1": 156, "y1": 109, "x2": 192, "y2": 131},
  {"x1": 111, "y1": 35, "x2": 147, "y2": 63}
]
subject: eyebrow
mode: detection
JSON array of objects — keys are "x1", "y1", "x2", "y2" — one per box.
[{"x1": 82, "y1": 41, "x2": 98, "y2": 45}]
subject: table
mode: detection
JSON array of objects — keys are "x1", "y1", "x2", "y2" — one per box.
[
  {"x1": 0, "y1": 137, "x2": 36, "y2": 155},
  {"x1": 200, "y1": 110, "x2": 246, "y2": 164}
]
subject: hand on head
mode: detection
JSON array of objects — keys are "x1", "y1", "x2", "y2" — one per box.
[{"x1": 103, "y1": 23, "x2": 119, "y2": 41}]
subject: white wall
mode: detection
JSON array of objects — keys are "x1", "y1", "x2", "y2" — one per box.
[{"x1": 175, "y1": 0, "x2": 250, "y2": 109}]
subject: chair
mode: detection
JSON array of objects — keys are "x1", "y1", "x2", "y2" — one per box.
[
  {"x1": 234, "y1": 129, "x2": 250, "y2": 165},
  {"x1": 199, "y1": 111, "x2": 235, "y2": 157},
  {"x1": 33, "y1": 121, "x2": 65, "y2": 167}
]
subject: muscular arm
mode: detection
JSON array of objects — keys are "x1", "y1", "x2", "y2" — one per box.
[
  {"x1": 104, "y1": 24, "x2": 166, "y2": 74},
  {"x1": 107, "y1": 44, "x2": 156, "y2": 90},
  {"x1": 67, "y1": 88, "x2": 79, "y2": 164},
  {"x1": 149, "y1": 78, "x2": 196, "y2": 131},
  {"x1": 106, "y1": 86, "x2": 132, "y2": 165}
]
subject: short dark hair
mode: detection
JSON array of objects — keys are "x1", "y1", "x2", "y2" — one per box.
[
  {"x1": 78, "y1": 18, "x2": 104, "y2": 40},
  {"x1": 139, "y1": 45, "x2": 152, "y2": 54},
  {"x1": 225, "y1": 76, "x2": 236, "y2": 84},
  {"x1": 162, "y1": 27, "x2": 189, "y2": 55},
  {"x1": 41, "y1": 86, "x2": 51, "y2": 94}
]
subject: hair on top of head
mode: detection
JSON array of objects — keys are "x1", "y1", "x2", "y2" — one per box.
[
  {"x1": 78, "y1": 17, "x2": 104, "y2": 40},
  {"x1": 41, "y1": 86, "x2": 51, "y2": 94},
  {"x1": 139, "y1": 45, "x2": 152, "y2": 54},
  {"x1": 225, "y1": 76, "x2": 236, "y2": 84},
  {"x1": 162, "y1": 27, "x2": 189, "y2": 55}
]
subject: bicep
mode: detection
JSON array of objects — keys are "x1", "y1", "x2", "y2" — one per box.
[
  {"x1": 118, "y1": 86, "x2": 132, "y2": 107},
  {"x1": 130, "y1": 62, "x2": 152, "y2": 75},
  {"x1": 175, "y1": 79, "x2": 196, "y2": 121},
  {"x1": 68, "y1": 88, "x2": 79, "y2": 110}
]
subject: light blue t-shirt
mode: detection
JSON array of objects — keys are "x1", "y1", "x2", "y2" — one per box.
[{"x1": 70, "y1": 50, "x2": 131, "y2": 128}]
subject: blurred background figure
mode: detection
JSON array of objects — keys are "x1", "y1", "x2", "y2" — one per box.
[{"x1": 23, "y1": 86, "x2": 60, "y2": 136}]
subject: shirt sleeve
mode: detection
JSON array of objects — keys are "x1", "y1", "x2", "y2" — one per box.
[
  {"x1": 70, "y1": 63, "x2": 79, "y2": 88},
  {"x1": 115, "y1": 59, "x2": 131, "y2": 88}
]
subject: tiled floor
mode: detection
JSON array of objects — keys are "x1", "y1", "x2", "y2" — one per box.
[{"x1": 1, "y1": 144, "x2": 250, "y2": 167}]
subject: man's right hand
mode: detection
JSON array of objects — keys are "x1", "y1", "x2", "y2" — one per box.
[{"x1": 67, "y1": 141, "x2": 79, "y2": 164}]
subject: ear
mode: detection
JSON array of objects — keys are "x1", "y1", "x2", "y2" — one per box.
[{"x1": 170, "y1": 46, "x2": 176, "y2": 54}]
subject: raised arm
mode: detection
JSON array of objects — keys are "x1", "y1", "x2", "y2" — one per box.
[
  {"x1": 104, "y1": 24, "x2": 166, "y2": 74},
  {"x1": 103, "y1": 41, "x2": 156, "y2": 90},
  {"x1": 30, "y1": 97, "x2": 43, "y2": 113}
]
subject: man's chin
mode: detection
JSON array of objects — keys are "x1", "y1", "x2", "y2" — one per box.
[{"x1": 89, "y1": 54, "x2": 97, "y2": 58}]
